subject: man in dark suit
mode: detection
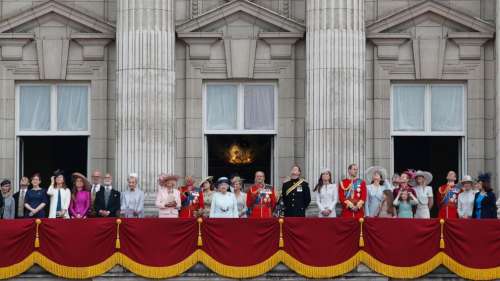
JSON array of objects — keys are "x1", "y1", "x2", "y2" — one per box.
[
  {"x1": 13, "y1": 176, "x2": 30, "y2": 218},
  {"x1": 94, "y1": 173, "x2": 121, "y2": 217},
  {"x1": 281, "y1": 165, "x2": 311, "y2": 217}
]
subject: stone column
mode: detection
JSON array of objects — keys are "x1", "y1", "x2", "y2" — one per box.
[
  {"x1": 305, "y1": 0, "x2": 366, "y2": 183},
  {"x1": 496, "y1": 0, "x2": 500, "y2": 193},
  {"x1": 115, "y1": 0, "x2": 176, "y2": 192}
]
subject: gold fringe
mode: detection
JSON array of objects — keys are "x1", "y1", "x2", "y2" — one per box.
[
  {"x1": 1, "y1": 250, "x2": 500, "y2": 280},
  {"x1": 442, "y1": 253, "x2": 500, "y2": 280},
  {"x1": 358, "y1": 218, "x2": 365, "y2": 247},
  {"x1": 439, "y1": 219, "x2": 445, "y2": 249},
  {"x1": 199, "y1": 250, "x2": 281, "y2": 278},
  {"x1": 119, "y1": 252, "x2": 198, "y2": 279},
  {"x1": 278, "y1": 218, "x2": 284, "y2": 248},
  {"x1": 282, "y1": 250, "x2": 360, "y2": 278},
  {"x1": 33, "y1": 252, "x2": 119, "y2": 279},
  {"x1": 0, "y1": 253, "x2": 35, "y2": 279},
  {"x1": 115, "y1": 219, "x2": 122, "y2": 249},
  {"x1": 34, "y1": 219, "x2": 42, "y2": 248},
  {"x1": 197, "y1": 217, "x2": 203, "y2": 247},
  {"x1": 360, "y1": 251, "x2": 442, "y2": 279}
]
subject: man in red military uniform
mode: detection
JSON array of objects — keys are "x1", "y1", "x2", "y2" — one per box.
[
  {"x1": 437, "y1": 171, "x2": 460, "y2": 219},
  {"x1": 339, "y1": 164, "x2": 367, "y2": 219},
  {"x1": 179, "y1": 176, "x2": 204, "y2": 218},
  {"x1": 246, "y1": 171, "x2": 276, "y2": 218}
]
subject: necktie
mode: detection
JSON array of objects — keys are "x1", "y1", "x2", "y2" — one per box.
[
  {"x1": 56, "y1": 189, "x2": 62, "y2": 212},
  {"x1": 18, "y1": 190, "x2": 25, "y2": 217}
]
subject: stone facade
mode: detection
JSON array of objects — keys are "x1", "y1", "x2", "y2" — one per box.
[{"x1": 0, "y1": 0, "x2": 495, "y2": 193}]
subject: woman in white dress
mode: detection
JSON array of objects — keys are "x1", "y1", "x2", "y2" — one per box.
[
  {"x1": 413, "y1": 170, "x2": 434, "y2": 219},
  {"x1": 314, "y1": 169, "x2": 337, "y2": 218},
  {"x1": 210, "y1": 177, "x2": 238, "y2": 218},
  {"x1": 47, "y1": 170, "x2": 71, "y2": 219},
  {"x1": 365, "y1": 166, "x2": 390, "y2": 217},
  {"x1": 232, "y1": 177, "x2": 248, "y2": 218}
]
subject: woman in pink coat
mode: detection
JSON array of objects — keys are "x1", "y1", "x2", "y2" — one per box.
[
  {"x1": 69, "y1": 172, "x2": 91, "y2": 219},
  {"x1": 155, "y1": 174, "x2": 181, "y2": 218}
]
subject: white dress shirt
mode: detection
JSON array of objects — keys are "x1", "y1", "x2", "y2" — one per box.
[{"x1": 458, "y1": 189, "x2": 475, "y2": 218}]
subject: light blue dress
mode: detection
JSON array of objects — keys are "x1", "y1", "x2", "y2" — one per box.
[
  {"x1": 394, "y1": 198, "x2": 418, "y2": 218},
  {"x1": 210, "y1": 192, "x2": 238, "y2": 218},
  {"x1": 365, "y1": 183, "x2": 390, "y2": 217}
]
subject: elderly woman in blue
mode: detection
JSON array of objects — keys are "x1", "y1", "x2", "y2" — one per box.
[{"x1": 210, "y1": 177, "x2": 238, "y2": 218}]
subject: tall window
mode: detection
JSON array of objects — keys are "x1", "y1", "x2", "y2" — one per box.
[
  {"x1": 17, "y1": 83, "x2": 90, "y2": 135},
  {"x1": 204, "y1": 82, "x2": 276, "y2": 134},
  {"x1": 391, "y1": 84, "x2": 465, "y2": 135}
]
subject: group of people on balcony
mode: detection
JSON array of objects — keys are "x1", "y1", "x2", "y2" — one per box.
[{"x1": 0, "y1": 164, "x2": 498, "y2": 220}]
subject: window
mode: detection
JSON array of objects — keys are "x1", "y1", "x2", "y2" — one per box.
[
  {"x1": 204, "y1": 82, "x2": 276, "y2": 133},
  {"x1": 391, "y1": 84, "x2": 465, "y2": 135},
  {"x1": 17, "y1": 83, "x2": 90, "y2": 135}
]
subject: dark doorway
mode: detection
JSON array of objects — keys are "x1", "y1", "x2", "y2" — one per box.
[
  {"x1": 207, "y1": 135, "x2": 273, "y2": 187},
  {"x1": 20, "y1": 136, "x2": 88, "y2": 186},
  {"x1": 394, "y1": 136, "x2": 461, "y2": 217}
]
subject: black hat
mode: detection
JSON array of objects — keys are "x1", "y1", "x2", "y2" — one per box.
[
  {"x1": 0, "y1": 179, "x2": 11, "y2": 187},
  {"x1": 53, "y1": 169, "x2": 65, "y2": 178},
  {"x1": 478, "y1": 172, "x2": 491, "y2": 183}
]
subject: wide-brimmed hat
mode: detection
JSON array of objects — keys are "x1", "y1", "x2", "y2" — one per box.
[
  {"x1": 216, "y1": 177, "x2": 230, "y2": 187},
  {"x1": 72, "y1": 172, "x2": 91, "y2": 190},
  {"x1": 159, "y1": 173, "x2": 179, "y2": 183},
  {"x1": 365, "y1": 166, "x2": 387, "y2": 181},
  {"x1": 461, "y1": 175, "x2": 473, "y2": 184},
  {"x1": 414, "y1": 170, "x2": 433, "y2": 185},
  {"x1": 200, "y1": 176, "x2": 213, "y2": 185}
]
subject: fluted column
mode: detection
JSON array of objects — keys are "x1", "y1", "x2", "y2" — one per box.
[
  {"x1": 305, "y1": 0, "x2": 366, "y2": 183},
  {"x1": 115, "y1": 0, "x2": 175, "y2": 192}
]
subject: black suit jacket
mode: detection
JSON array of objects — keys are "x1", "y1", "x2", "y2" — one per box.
[
  {"x1": 94, "y1": 188, "x2": 121, "y2": 217},
  {"x1": 281, "y1": 179, "x2": 311, "y2": 217}
]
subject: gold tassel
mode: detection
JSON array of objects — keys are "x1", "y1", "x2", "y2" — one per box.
[
  {"x1": 34, "y1": 219, "x2": 42, "y2": 248},
  {"x1": 197, "y1": 218, "x2": 203, "y2": 247},
  {"x1": 278, "y1": 218, "x2": 284, "y2": 248},
  {"x1": 439, "y1": 219, "x2": 445, "y2": 249},
  {"x1": 358, "y1": 218, "x2": 365, "y2": 248},
  {"x1": 115, "y1": 219, "x2": 122, "y2": 249}
]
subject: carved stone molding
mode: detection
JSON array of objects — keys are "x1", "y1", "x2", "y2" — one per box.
[
  {"x1": 72, "y1": 33, "x2": 114, "y2": 61},
  {"x1": 367, "y1": 33, "x2": 411, "y2": 60},
  {"x1": 259, "y1": 32, "x2": 302, "y2": 59},
  {"x1": 0, "y1": 33, "x2": 33, "y2": 60},
  {"x1": 448, "y1": 32, "x2": 493, "y2": 60},
  {"x1": 177, "y1": 32, "x2": 222, "y2": 60}
]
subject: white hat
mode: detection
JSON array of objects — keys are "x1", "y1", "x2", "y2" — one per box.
[
  {"x1": 414, "y1": 170, "x2": 433, "y2": 185},
  {"x1": 461, "y1": 175, "x2": 473, "y2": 184},
  {"x1": 129, "y1": 173, "x2": 138, "y2": 179},
  {"x1": 365, "y1": 166, "x2": 387, "y2": 181}
]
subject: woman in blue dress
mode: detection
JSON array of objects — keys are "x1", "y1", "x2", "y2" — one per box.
[{"x1": 24, "y1": 174, "x2": 49, "y2": 218}]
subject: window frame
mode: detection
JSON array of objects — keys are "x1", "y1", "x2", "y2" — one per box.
[
  {"x1": 203, "y1": 81, "x2": 278, "y2": 135},
  {"x1": 390, "y1": 83, "x2": 466, "y2": 136},
  {"x1": 15, "y1": 82, "x2": 91, "y2": 136}
]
